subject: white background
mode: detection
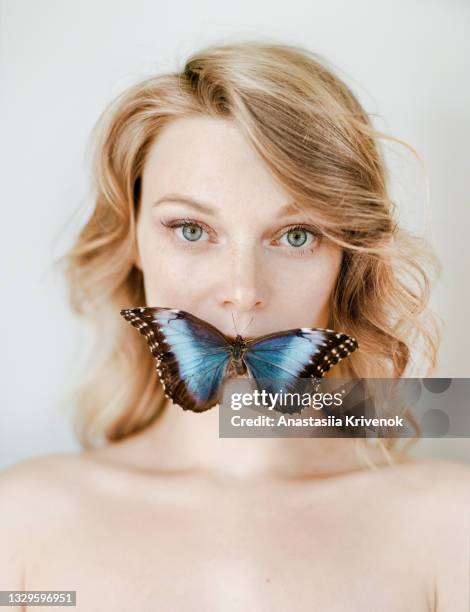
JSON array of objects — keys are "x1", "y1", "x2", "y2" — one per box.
[{"x1": 1, "y1": 0, "x2": 469, "y2": 469}]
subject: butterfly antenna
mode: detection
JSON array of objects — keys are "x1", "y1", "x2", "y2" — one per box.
[
  {"x1": 231, "y1": 311, "x2": 239, "y2": 336},
  {"x1": 240, "y1": 316, "x2": 254, "y2": 337},
  {"x1": 231, "y1": 312, "x2": 255, "y2": 337}
]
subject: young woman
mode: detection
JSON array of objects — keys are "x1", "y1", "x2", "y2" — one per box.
[{"x1": 1, "y1": 41, "x2": 469, "y2": 611}]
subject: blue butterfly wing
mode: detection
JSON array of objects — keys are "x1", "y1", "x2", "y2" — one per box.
[
  {"x1": 243, "y1": 328, "x2": 358, "y2": 412},
  {"x1": 120, "y1": 307, "x2": 232, "y2": 412}
]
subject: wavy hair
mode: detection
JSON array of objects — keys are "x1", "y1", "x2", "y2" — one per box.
[{"x1": 54, "y1": 40, "x2": 442, "y2": 462}]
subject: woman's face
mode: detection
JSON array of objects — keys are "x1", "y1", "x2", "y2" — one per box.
[{"x1": 135, "y1": 116, "x2": 342, "y2": 339}]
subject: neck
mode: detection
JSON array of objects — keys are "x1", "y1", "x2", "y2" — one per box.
[{"x1": 124, "y1": 396, "x2": 403, "y2": 484}]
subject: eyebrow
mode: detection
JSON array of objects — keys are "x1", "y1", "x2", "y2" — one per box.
[{"x1": 152, "y1": 193, "x2": 305, "y2": 219}]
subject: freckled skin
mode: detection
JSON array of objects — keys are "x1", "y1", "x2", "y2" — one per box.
[
  {"x1": 1, "y1": 114, "x2": 465, "y2": 612},
  {"x1": 134, "y1": 116, "x2": 343, "y2": 339}
]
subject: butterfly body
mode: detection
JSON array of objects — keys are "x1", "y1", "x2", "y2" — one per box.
[
  {"x1": 120, "y1": 306, "x2": 359, "y2": 413},
  {"x1": 227, "y1": 335, "x2": 249, "y2": 376}
]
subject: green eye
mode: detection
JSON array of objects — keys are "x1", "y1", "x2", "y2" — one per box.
[
  {"x1": 182, "y1": 223, "x2": 203, "y2": 241},
  {"x1": 286, "y1": 228, "x2": 308, "y2": 247}
]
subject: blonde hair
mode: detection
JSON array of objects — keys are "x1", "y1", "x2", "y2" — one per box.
[{"x1": 55, "y1": 40, "x2": 442, "y2": 461}]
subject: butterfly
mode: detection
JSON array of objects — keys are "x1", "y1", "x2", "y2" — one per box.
[{"x1": 120, "y1": 306, "x2": 359, "y2": 413}]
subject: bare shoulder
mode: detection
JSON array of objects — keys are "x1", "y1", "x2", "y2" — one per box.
[
  {"x1": 398, "y1": 456, "x2": 470, "y2": 536},
  {"x1": 0, "y1": 453, "x2": 99, "y2": 524},
  {"x1": 391, "y1": 455, "x2": 470, "y2": 502},
  {"x1": 0, "y1": 451, "x2": 99, "y2": 487},
  {"x1": 369, "y1": 454, "x2": 470, "y2": 519},
  {"x1": 0, "y1": 444, "x2": 148, "y2": 529},
  {"x1": 0, "y1": 452, "x2": 97, "y2": 590},
  {"x1": 384, "y1": 456, "x2": 470, "y2": 612},
  {"x1": 0, "y1": 448, "x2": 130, "y2": 510}
]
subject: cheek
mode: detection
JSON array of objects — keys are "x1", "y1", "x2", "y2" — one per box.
[
  {"x1": 139, "y1": 241, "x2": 213, "y2": 306},
  {"x1": 274, "y1": 248, "x2": 341, "y2": 325}
]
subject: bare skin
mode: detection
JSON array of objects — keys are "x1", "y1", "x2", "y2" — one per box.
[
  {"x1": 1, "y1": 116, "x2": 468, "y2": 610},
  {"x1": 0, "y1": 436, "x2": 469, "y2": 611}
]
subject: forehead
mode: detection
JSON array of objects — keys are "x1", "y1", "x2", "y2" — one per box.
[{"x1": 141, "y1": 116, "x2": 294, "y2": 216}]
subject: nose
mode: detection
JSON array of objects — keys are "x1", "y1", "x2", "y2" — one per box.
[{"x1": 215, "y1": 242, "x2": 268, "y2": 322}]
